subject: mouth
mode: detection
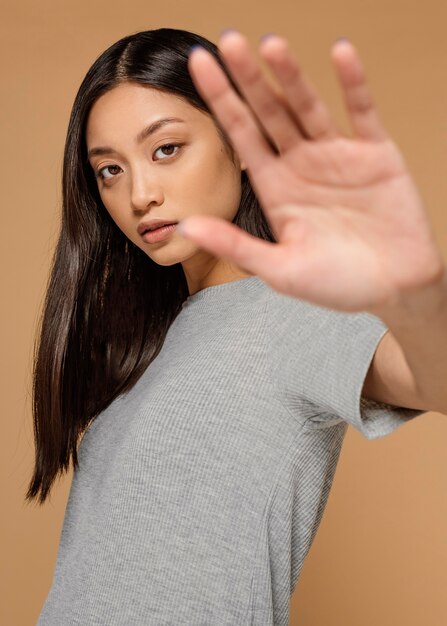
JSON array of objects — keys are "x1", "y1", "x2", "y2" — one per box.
[
  {"x1": 139, "y1": 221, "x2": 178, "y2": 236},
  {"x1": 143, "y1": 222, "x2": 178, "y2": 234},
  {"x1": 141, "y1": 222, "x2": 179, "y2": 243}
]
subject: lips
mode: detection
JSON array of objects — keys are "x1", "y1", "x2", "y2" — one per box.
[{"x1": 137, "y1": 219, "x2": 178, "y2": 236}]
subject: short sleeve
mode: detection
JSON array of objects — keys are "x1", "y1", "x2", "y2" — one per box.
[{"x1": 268, "y1": 291, "x2": 427, "y2": 441}]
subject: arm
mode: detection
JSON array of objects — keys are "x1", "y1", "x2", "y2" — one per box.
[
  {"x1": 363, "y1": 268, "x2": 447, "y2": 415},
  {"x1": 181, "y1": 31, "x2": 447, "y2": 426}
]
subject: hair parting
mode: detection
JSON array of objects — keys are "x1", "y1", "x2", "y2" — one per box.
[{"x1": 26, "y1": 27, "x2": 276, "y2": 505}]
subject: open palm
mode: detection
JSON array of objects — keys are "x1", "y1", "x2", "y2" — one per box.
[{"x1": 183, "y1": 31, "x2": 444, "y2": 313}]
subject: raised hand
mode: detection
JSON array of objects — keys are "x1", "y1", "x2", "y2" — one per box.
[{"x1": 180, "y1": 30, "x2": 444, "y2": 313}]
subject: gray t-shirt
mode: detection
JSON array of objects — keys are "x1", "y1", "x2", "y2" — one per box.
[{"x1": 37, "y1": 275, "x2": 425, "y2": 626}]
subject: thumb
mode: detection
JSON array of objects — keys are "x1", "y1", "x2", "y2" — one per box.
[{"x1": 177, "y1": 215, "x2": 282, "y2": 278}]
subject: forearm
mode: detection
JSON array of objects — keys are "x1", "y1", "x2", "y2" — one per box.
[{"x1": 370, "y1": 267, "x2": 447, "y2": 415}]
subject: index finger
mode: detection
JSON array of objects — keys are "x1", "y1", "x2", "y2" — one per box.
[{"x1": 188, "y1": 45, "x2": 277, "y2": 172}]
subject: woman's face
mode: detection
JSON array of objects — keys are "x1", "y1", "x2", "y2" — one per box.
[{"x1": 85, "y1": 81, "x2": 246, "y2": 286}]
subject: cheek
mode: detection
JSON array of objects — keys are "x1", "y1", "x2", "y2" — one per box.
[
  {"x1": 180, "y1": 153, "x2": 241, "y2": 214},
  {"x1": 101, "y1": 194, "x2": 120, "y2": 226},
  {"x1": 100, "y1": 191, "x2": 137, "y2": 241}
]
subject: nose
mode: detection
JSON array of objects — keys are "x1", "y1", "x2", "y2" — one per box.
[{"x1": 130, "y1": 167, "x2": 164, "y2": 213}]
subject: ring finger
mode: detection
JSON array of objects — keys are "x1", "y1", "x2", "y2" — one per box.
[{"x1": 217, "y1": 30, "x2": 306, "y2": 153}]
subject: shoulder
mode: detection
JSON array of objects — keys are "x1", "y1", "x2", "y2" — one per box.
[{"x1": 263, "y1": 284, "x2": 388, "y2": 356}]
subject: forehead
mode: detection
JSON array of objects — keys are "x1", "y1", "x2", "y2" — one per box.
[{"x1": 85, "y1": 82, "x2": 208, "y2": 145}]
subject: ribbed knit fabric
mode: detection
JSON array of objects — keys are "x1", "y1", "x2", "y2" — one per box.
[{"x1": 36, "y1": 276, "x2": 425, "y2": 626}]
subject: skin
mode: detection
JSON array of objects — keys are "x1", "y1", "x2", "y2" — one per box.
[
  {"x1": 85, "y1": 81, "x2": 252, "y2": 297},
  {"x1": 181, "y1": 32, "x2": 444, "y2": 312},
  {"x1": 179, "y1": 31, "x2": 447, "y2": 414}
]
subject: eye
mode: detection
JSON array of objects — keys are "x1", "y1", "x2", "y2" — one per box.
[
  {"x1": 96, "y1": 164, "x2": 122, "y2": 181},
  {"x1": 153, "y1": 143, "x2": 182, "y2": 160},
  {"x1": 94, "y1": 143, "x2": 182, "y2": 182}
]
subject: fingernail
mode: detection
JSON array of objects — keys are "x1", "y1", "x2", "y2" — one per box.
[
  {"x1": 188, "y1": 44, "x2": 203, "y2": 55},
  {"x1": 220, "y1": 28, "x2": 238, "y2": 37},
  {"x1": 336, "y1": 37, "x2": 349, "y2": 43},
  {"x1": 260, "y1": 33, "x2": 276, "y2": 42},
  {"x1": 176, "y1": 220, "x2": 190, "y2": 236}
]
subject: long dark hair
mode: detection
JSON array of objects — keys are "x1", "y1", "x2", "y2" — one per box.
[{"x1": 26, "y1": 28, "x2": 276, "y2": 505}]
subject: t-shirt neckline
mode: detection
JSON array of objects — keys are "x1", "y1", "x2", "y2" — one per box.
[{"x1": 183, "y1": 275, "x2": 263, "y2": 305}]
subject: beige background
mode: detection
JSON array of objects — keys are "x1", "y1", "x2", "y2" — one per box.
[{"x1": 2, "y1": 1, "x2": 447, "y2": 624}]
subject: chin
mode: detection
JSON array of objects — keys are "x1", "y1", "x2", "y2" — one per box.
[{"x1": 143, "y1": 241, "x2": 199, "y2": 266}]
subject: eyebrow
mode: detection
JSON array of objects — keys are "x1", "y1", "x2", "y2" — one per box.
[{"x1": 87, "y1": 117, "x2": 186, "y2": 159}]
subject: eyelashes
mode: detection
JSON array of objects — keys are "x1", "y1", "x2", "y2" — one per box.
[
  {"x1": 96, "y1": 164, "x2": 121, "y2": 181},
  {"x1": 95, "y1": 143, "x2": 183, "y2": 181}
]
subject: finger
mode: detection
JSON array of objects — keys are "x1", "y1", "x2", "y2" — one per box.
[
  {"x1": 176, "y1": 215, "x2": 284, "y2": 280},
  {"x1": 258, "y1": 34, "x2": 341, "y2": 140},
  {"x1": 188, "y1": 46, "x2": 276, "y2": 173},
  {"x1": 216, "y1": 30, "x2": 304, "y2": 152},
  {"x1": 330, "y1": 39, "x2": 389, "y2": 141}
]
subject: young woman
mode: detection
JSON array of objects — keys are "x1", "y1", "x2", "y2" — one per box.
[{"x1": 29, "y1": 27, "x2": 446, "y2": 626}]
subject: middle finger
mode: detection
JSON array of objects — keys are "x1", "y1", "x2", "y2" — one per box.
[
  {"x1": 217, "y1": 30, "x2": 305, "y2": 153},
  {"x1": 259, "y1": 35, "x2": 341, "y2": 140}
]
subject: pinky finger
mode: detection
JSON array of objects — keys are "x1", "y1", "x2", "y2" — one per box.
[{"x1": 330, "y1": 39, "x2": 389, "y2": 141}]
